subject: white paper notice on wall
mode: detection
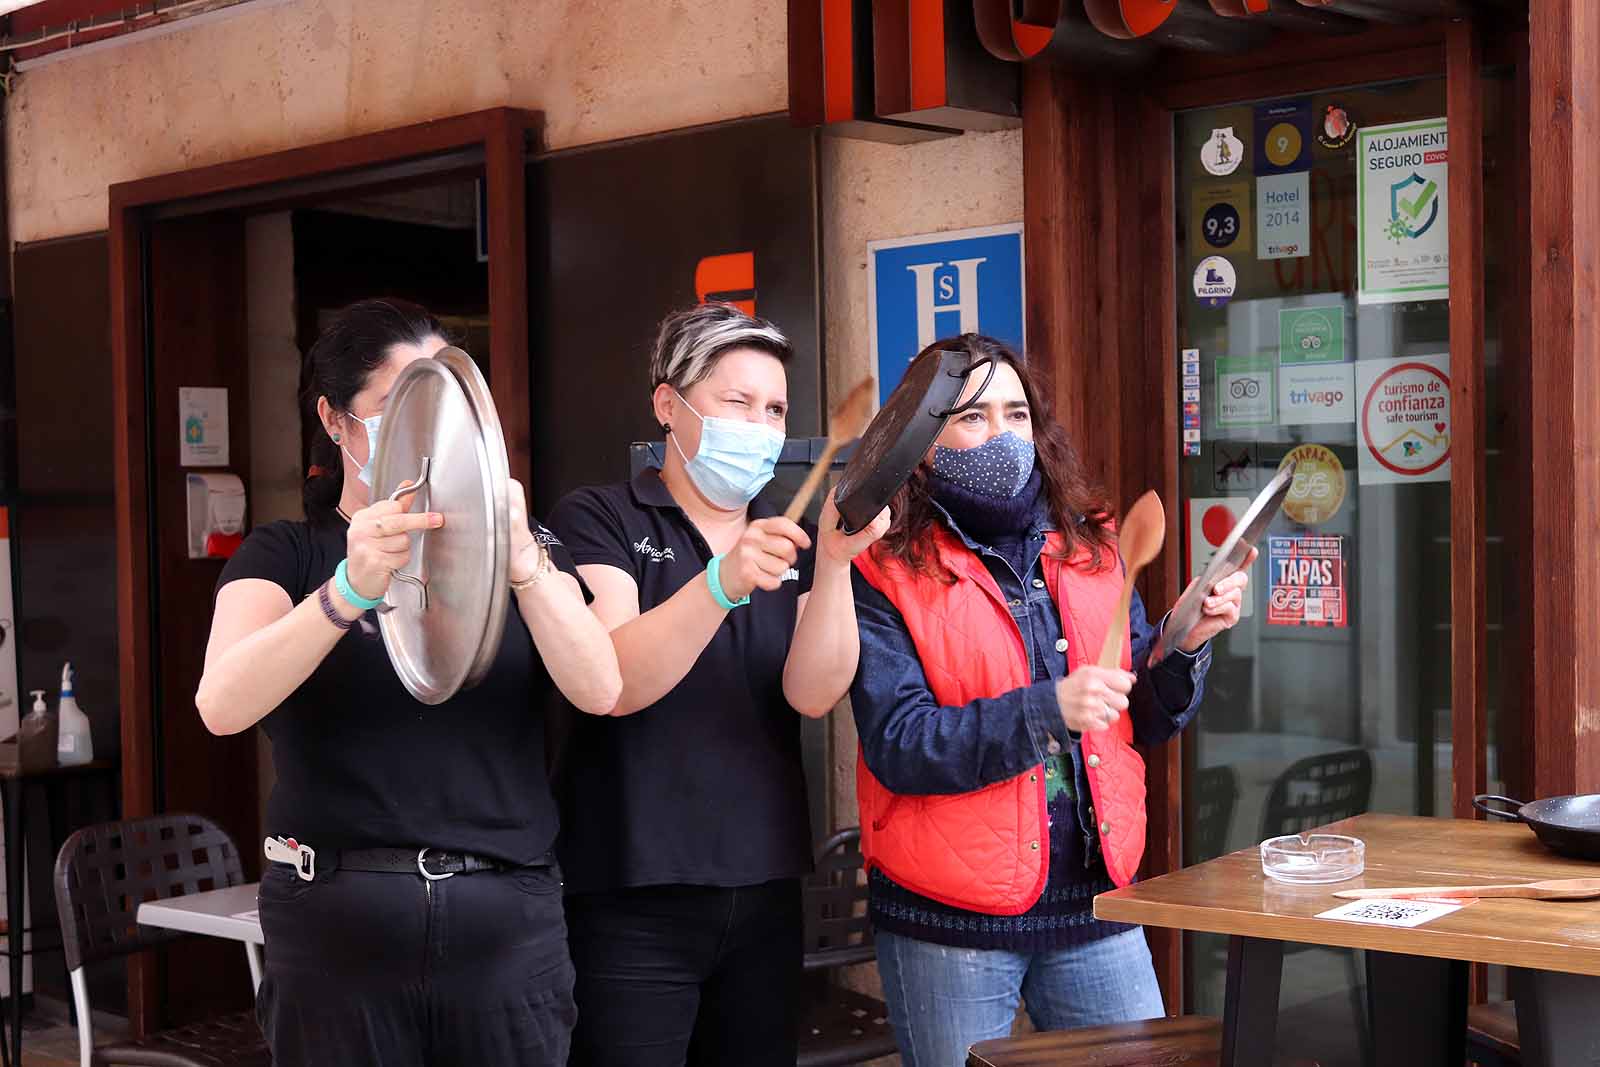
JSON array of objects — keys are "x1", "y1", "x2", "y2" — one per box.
[{"x1": 180, "y1": 387, "x2": 229, "y2": 467}]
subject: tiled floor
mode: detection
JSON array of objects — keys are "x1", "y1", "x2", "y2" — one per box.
[{"x1": 10, "y1": 994, "x2": 128, "y2": 1067}]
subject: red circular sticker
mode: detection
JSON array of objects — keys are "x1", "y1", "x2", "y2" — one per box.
[
  {"x1": 1360, "y1": 361, "x2": 1450, "y2": 476},
  {"x1": 1201, "y1": 504, "x2": 1237, "y2": 546}
]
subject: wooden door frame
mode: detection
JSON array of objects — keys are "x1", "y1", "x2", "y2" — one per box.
[
  {"x1": 107, "y1": 106, "x2": 536, "y2": 1033},
  {"x1": 1021, "y1": 15, "x2": 1528, "y2": 1011}
]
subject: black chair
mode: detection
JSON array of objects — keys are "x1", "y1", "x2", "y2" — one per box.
[
  {"x1": 1189, "y1": 764, "x2": 1239, "y2": 863},
  {"x1": 798, "y1": 828, "x2": 897, "y2": 1067},
  {"x1": 54, "y1": 814, "x2": 271, "y2": 1067},
  {"x1": 1261, "y1": 749, "x2": 1375, "y2": 1067}
]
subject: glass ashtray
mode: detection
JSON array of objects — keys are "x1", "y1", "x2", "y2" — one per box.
[{"x1": 1260, "y1": 833, "x2": 1365, "y2": 884}]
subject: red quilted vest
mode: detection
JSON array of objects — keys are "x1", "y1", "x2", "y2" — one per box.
[{"x1": 854, "y1": 525, "x2": 1146, "y2": 915}]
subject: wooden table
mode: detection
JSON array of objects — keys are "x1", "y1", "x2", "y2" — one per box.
[
  {"x1": 137, "y1": 884, "x2": 264, "y2": 992},
  {"x1": 1095, "y1": 813, "x2": 1600, "y2": 1067}
]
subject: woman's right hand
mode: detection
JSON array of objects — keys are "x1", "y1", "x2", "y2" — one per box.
[
  {"x1": 1054, "y1": 667, "x2": 1135, "y2": 734},
  {"x1": 717, "y1": 518, "x2": 813, "y2": 601},
  {"x1": 344, "y1": 496, "x2": 444, "y2": 601}
]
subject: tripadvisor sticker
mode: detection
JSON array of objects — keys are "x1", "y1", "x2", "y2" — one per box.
[{"x1": 1279, "y1": 444, "x2": 1346, "y2": 525}]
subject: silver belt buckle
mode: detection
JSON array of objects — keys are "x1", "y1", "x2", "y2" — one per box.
[{"x1": 417, "y1": 848, "x2": 455, "y2": 881}]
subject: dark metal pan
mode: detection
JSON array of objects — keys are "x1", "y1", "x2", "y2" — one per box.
[
  {"x1": 834, "y1": 347, "x2": 996, "y2": 534},
  {"x1": 1475, "y1": 794, "x2": 1600, "y2": 861}
]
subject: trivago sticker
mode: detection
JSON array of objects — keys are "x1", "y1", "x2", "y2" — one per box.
[
  {"x1": 1280, "y1": 363, "x2": 1354, "y2": 426},
  {"x1": 1356, "y1": 353, "x2": 1451, "y2": 485},
  {"x1": 1278, "y1": 444, "x2": 1347, "y2": 525},
  {"x1": 1193, "y1": 256, "x2": 1237, "y2": 308}
]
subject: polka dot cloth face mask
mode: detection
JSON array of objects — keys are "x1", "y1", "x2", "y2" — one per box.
[{"x1": 932, "y1": 431, "x2": 1037, "y2": 499}]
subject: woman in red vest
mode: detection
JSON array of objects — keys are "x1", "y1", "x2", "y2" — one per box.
[{"x1": 850, "y1": 334, "x2": 1252, "y2": 1066}]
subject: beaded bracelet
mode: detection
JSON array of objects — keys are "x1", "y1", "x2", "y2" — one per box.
[{"x1": 316, "y1": 581, "x2": 356, "y2": 631}]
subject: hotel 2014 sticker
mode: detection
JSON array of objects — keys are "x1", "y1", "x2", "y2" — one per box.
[{"x1": 1356, "y1": 353, "x2": 1450, "y2": 486}]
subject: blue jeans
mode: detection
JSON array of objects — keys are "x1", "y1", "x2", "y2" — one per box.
[{"x1": 875, "y1": 927, "x2": 1166, "y2": 1067}]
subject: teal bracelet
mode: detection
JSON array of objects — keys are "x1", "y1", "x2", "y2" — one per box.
[
  {"x1": 334, "y1": 559, "x2": 385, "y2": 611},
  {"x1": 705, "y1": 554, "x2": 750, "y2": 611}
]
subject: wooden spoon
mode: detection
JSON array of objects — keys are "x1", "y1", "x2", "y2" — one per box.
[
  {"x1": 1097, "y1": 490, "x2": 1166, "y2": 668},
  {"x1": 784, "y1": 377, "x2": 876, "y2": 522},
  {"x1": 1333, "y1": 878, "x2": 1600, "y2": 902}
]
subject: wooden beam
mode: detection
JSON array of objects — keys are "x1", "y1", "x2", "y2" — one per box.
[
  {"x1": 484, "y1": 110, "x2": 531, "y2": 490},
  {"x1": 107, "y1": 192, "x2": 158, "y2": 1039},
  {"x1": 1528, "y1": 0, "x2": 1600, "y2": 796},
  {"x1": 1447, "y1": 18, "x2": 1487, "y2": 822}
]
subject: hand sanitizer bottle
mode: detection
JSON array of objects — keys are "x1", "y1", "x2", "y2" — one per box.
[{"x1": 56, "y1": 662, "x2": 92, "y2": 766}]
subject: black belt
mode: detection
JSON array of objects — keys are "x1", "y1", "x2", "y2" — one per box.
[{"x1": 336, "y1": 847, "x2": 513, "y2": 880}]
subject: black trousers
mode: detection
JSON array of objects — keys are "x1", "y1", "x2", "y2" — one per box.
[
  {"x1": 255, "y1": 858, "x2": 576, "y2": 1066},
  {"x1": 565, "y1": 879, "x2": 803, "y2": 1067}
]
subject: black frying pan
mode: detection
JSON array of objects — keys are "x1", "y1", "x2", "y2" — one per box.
[
  {"x1": 1474, "y1": 794, "x2": 1600, "y2": 860},
  {"x1": 834, "y1": 348, "x2": 996, "y2": 534}
]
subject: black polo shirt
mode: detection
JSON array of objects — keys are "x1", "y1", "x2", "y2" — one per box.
[{"x1": 548, "y1": 467, "x2": 817, "y2": 893}]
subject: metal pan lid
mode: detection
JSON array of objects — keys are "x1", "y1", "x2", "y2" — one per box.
[
  {"x1": 370, "y1": 347, "x2": 511, "y2": 706},
  {"x1": 1151, "y1": 458, "x2": 1296, "y2": 664}
]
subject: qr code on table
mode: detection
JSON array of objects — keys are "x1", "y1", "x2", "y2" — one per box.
[{"x1": 1315, "y1": 897, "x2": 1464, "y2": 928}]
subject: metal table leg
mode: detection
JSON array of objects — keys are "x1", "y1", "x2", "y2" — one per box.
[
  {"x1": 2, "y1": 778, "x2": 22, "y2": 1067},
  {"x1": 244, "y1": 942, "x2": 263, "y2": 993},
  {"x1": 1220, "y1": 936, "x2": 1284, "y2": 1067},
  {"x1": 1510, "y1": 968, "x2": 1600, "y2": 1067},
  {"x1": 1366, "y1": 951, "x2": 1466, "y2": 1067}
]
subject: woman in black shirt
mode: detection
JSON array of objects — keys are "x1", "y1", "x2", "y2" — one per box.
[
  {"x1": 198, "y1": 299, "x2": 620, "y2": 1067},
  {"x1": 549, "y1": 303, "x2": 889, "y2": 1067}
]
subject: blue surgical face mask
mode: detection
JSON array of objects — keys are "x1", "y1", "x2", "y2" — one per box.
[
  {"x1": 340, "y1": 412, "x2": 383, "y2": 489},
  {"x1": 669, "y1": 391, "x2": 785, "y2": 511},
  {"x1": 932, "y1": 431, "x2": 1036, "y2": 499}
]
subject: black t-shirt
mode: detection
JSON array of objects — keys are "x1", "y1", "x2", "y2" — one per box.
[
  {"x1": 216, "y1": 514, "x2": 583, "y2": 865},
  {"x1": 548, "y1": 468, "x2": 816, "y2": 893}
]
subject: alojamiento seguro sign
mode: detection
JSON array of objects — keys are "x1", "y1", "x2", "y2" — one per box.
[{"x1": 1357, "y1": 118, "x2": 1448, "y2": 305}]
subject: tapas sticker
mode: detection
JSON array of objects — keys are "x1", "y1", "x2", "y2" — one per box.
[
  {"x1": 1278, "y1": 445, "x2": 1347, "y2": 525},
  {"x1": 1316, "y1": 103, "x2": 1357, "y2": 151},
  {"x1": 1201, "y1": 127, "x2": 1245, "y2": 176},
  {"x1": 1356, "y1": 353, "x2": 1451, "y2": 485},
  {"x1": 1193, "y1": 256, "x2": 1237, "y2": 308},
  {"x1": 1267, "y1": 534, "x2": 1347, "y2": 628}
]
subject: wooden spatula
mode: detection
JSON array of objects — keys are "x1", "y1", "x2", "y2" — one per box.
[
  {"x1": 1333, "y1": 878, "x2": 1600, "y2": 901},
  {"x1": 1098, "y1": 490, "x2": 1166, "y2": 669},
  {"x1": 784, "y1": 377, "x2": 876, "y2": 523}
]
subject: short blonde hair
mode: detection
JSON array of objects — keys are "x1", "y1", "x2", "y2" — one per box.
[{"x1": 648, "y1": 303, "x2": 791, "y2": 393}]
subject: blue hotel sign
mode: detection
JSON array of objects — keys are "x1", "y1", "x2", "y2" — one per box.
[{"x1": 868, "y1": 223, "x2": 1025, "y2": 407}]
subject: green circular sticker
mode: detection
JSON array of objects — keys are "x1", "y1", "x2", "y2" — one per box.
[{"x1": 1290, "y1": 311, "x2": 1335, "y2": 355}]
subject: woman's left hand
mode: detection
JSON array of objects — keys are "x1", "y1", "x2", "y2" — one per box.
[
  {"x1": 507, "y1": 478, "x2": 549, "y2": 586},
  {"x1": 1174, "y1": 546, "x2": 1258, "y2": 652},
  {"x1": 816, "y1": 490, "x2": 890, "y2": 568}
]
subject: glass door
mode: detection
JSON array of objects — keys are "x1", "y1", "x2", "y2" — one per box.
[{"x1": 1174, "y1": 72, "x2": 1513, "y2": 1064}]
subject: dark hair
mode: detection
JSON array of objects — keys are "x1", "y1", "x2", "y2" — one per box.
[
  {"x1": 648, "y1": 302, "x2": 792, "y2": 393},
  {"x1": 301, "y1": 298, "x2": 444, "y2": 518},
  {"x1": 873, "y1": 333, "x2": 1116, "y2": 579}
]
